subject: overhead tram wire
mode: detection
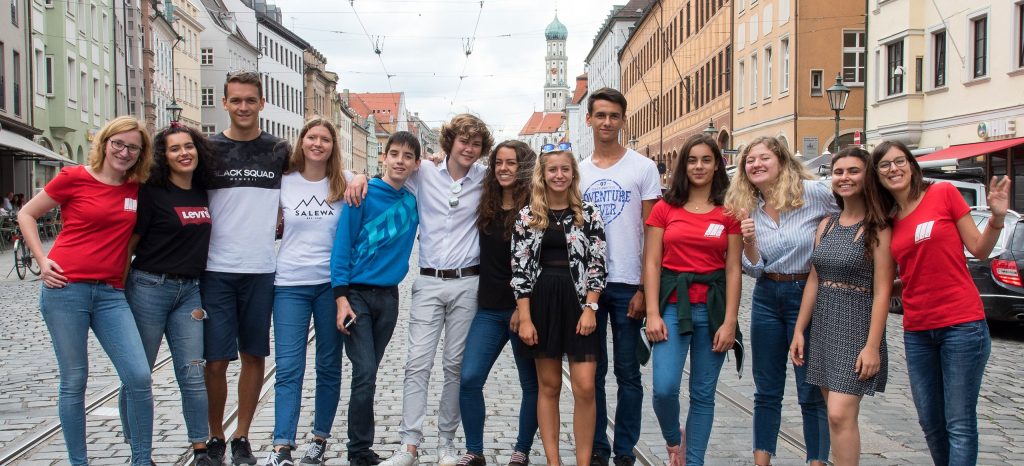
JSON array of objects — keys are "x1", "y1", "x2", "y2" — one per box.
[{"x1": 449, "y1": 0, "x2": 485, "y2": 114}]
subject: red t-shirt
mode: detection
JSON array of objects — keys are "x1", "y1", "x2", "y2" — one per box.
[
  {"x1": 646, "y1": 200, "x2": 740, "y2": 303},
  {"x1": 45, "y1": 166, "x2": 139, "y2": 288},
  {"x1": 891, "y1": 182, "x2": 984, "y2": 331}
]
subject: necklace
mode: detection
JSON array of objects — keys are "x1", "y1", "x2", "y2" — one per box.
[{"x1": 551, "y1": 208, "x2": 571, "y2": 226}]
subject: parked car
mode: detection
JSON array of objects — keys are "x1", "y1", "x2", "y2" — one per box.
[{"x1": 890, "y1": 208, "x2": 1024, "y2": 323}]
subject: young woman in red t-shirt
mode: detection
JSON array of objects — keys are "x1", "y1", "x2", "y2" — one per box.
[
  {"x1": 17, "y1": 116, "x2": 155, "y2": 466},
  {"x1": 872, "y1": 140, "x2": 1009, "y2": 465},
  {"x1": 643, "y1": 134, "x2": 742, "y2": 466}
]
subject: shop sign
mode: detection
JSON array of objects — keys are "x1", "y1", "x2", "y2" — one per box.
[{"x1": 977, "y1": 119, "x2": 1016, "y2": 140}]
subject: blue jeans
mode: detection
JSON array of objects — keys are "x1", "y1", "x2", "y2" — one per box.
[
  {"x1": 39, "y1": 283, "x2": 154, "y2": 466},
  {"x1": 905, "y1": 319, "x2": 991, "y2": 466},
  {"x1": 459, "y1": 308, "x2": 539, "y2": 454},
  {"x1": 651, "y1": 304, "x2": 726, "y2": 466},
  {"x1": 593, "y1": 282, "x2": 644, "y2": 459},
  {"x1": 121, "y1": 269, "x2": 208, "y2": 444},
  {"x1": 344, "y1": 286, "x2": 399, "y2": 458},
  {"x1": 271, "y1": 283, "x2": 342, "y2": 448},
  {"x1": 750, "y1": 278, "x2": 829, "y2": 462}
]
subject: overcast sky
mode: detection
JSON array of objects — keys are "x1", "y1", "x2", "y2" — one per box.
[{"x1": 270, "y1": 0, "x2": 625, "y2": 141}]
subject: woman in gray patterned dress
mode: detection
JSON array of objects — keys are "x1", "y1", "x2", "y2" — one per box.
[{"x1": 790, "y1": 147, "x2": 895, "y2": 466}]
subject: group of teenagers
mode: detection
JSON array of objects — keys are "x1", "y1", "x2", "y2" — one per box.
[{"x1": 16, "y1": 69, "x2": 1003, "y2": 466}]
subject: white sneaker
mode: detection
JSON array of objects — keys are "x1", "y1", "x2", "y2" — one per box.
[
  {"x1": 380, "y1": 451, "x2": 419, "y2": 466},
  {"x1": 438, "y1": 439, "x2": 459, "y2": 466}
]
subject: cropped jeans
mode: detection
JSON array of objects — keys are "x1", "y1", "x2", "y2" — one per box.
[
  {"x1": 121, "y1": 269, "x2": 208, "y2": 444},
  {"x1": 271, "y1": 283, "x2": 343, "y2": 448},
  {"x1": 651, "y1": 303, "x2": 726, "y2": 466},
  {"x1": 40, "y1": 282, "x2": 153, "y2": 466},
  {"x1": 904, "y1": 319, "x2": 991, "y2": 466},
  {"x1": 750, "y1": 278, "x2": 829, "y2": 463},
  {"x1": 459, "y1": 308, "x2": 539, "y2": 454}
]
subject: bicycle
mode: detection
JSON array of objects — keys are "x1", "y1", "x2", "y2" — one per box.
[{"x1": 11, "y1": 225, "x2": 41, "y2": 280}]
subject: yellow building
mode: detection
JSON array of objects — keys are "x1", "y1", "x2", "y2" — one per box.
[
  {"x1": 620, "y1": 0, "x2": 733, "y2": 174},
  {"x1": 173, "y1": 0, "x2": 205, "y2": 129},
  {"x1": 732, "y1": 0, "x2": 866, "y2": 161}
]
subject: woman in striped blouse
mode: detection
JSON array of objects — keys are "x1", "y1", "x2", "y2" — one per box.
[{"x1": 724, "y1": 136, "x2": 837, "y2": 466}]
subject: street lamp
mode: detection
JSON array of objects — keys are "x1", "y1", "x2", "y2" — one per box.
[
  {"x1": 167, "y1": 100, "x2": 183, "y2": 124},
  {"x1": 826, "y1": 74, "x2": 850, "y2": 154},
  {"x1": 703, "y1": 119, "x2": 717, "y2": 138}
]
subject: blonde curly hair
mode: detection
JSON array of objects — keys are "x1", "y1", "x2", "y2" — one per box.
[{"x1": 724, "y1": 135, "x2": 814, "y2": 216}]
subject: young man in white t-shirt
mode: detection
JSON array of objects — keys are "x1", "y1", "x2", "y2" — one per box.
[{"x1": 577, "y1": 87, "x2": 662, "y2": 466}]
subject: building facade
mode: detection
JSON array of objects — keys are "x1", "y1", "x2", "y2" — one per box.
[
  {"x1": 866, "y1": 0, "x2": 1024, "y2": 207},
  {"x1": 31, "y1": 0, "x2": 118, "y2": 172},
  {"x1": 196, "y1": 0, "x2": 259, "y2": 136},
  {"x1": 732, "y1": 0, "x2": 866, "y2": 160},
  {"x1": 172, "y1": 0, "x2": 205, "y2": 129},
  {"x1": 113, "y1": 0, "x2": 145, "y2": 120},
  {"x1": 566, "y1": 74, "x2": 588, "y2": 159},
  {"x1": 622, "y1": 0, "x2": 733, "y2": 174},
  {"x1": 251, "y1": 2, "x2": 308, "y2": 143},
  {"x1": 145, "y1": 2, "x2": 177, "y2": 133},
  {"x1": 304, "y1": 48, "x2": 336, "y2": 122}
]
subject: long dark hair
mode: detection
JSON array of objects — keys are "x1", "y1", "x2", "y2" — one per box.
[
  {"x1": 478, "y1": 140, "x2": 536, "y2": 238},
  {"x1": 664, "y1": 134, "x2": 729, "y2": 207},
  {"x1": 149, "y1": 124, "x2": 216, "y2": 189},
  {"x1": 832, "y1": 147, "x2": 890, "y2": 259},
  {"x1": 870, "y1": 140, "x2": 930, "y2": 215}
]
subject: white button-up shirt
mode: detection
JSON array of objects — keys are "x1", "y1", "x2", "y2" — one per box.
[{"x1": 406, "y1": 158, "x2": 486, "y2": 269}]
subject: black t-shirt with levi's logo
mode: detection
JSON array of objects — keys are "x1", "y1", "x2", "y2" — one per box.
[{"x1": 131, "y1": 183, "x2": 212, "y2": 277}]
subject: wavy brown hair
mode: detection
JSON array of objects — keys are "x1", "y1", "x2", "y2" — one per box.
[
  {"x1": 664, "y1": 134, "x2": 730, "y2": 207},
  {"x1": 528, "y1": 150, "x2": 583, "y2": 230},
  {"x1": 286, "y1": 117, "x2": 347, "y2": 203},
  {"x1": 478, "y1": 140, "x2": 536, "y2": 238},
  {"x1": 725, "y1": 135, "x2": 814, "y2": 216},
  {"x1": 88, "y1": 116, "x2": 153, "y2": 183},
  {"x1": 440, "y1": 113, "x2": 494, "y2": 158},
  {"x1": 831, "y1": 147, "x2": 891, "y2": 260}
]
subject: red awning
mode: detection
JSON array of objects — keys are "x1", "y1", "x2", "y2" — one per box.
[{"x1": 917, "y1": 137, "x2": 1024, "y2": 162}]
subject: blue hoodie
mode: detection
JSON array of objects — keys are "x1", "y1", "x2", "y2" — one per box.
[{"x1": 331, "y1": 177, "x2": 418, "y2": 298}]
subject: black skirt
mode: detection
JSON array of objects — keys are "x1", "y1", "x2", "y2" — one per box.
[{"x1": 527, "y1": 266, "x2": 599, "y2": 362}]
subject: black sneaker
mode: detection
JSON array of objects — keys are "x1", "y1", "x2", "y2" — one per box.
[
  {"x1": 193, "y1": 449, "x2": 218, "y2": 466},
  {"x1": 230, "y1": 437, "x2": 258, "y2": 465},
  {"x1": 456, "y1": 453, "x2": 486, "y2": 466},
  {"x1": 507, "y1": 451, "x2": 529, "y2": 466},
  {"x1": 363, "y1": 451, "x2": 384, "y2": 465},
  {"x1": 265, "y1": 448, "x2": 294, "y2": 466},
  {"x1": 590, "y1": 454, "x2": 609, "y2": 466},
  {"x1": 299, "y1": 438, "x2": 327, "y2": 465},
  {"x1": 612, "y1": 455, "x2": 635, "y2": 466},
  {"x1": 207, "y1": 437, "x2": 227, "y2": 464}
]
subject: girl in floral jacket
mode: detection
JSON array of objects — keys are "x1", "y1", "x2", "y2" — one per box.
[{"x1": 512, "y1": 143, "x2": 607, "y2": 466}]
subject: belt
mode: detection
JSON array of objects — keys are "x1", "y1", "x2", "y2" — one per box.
[
  {"x1": 764, "y1": 272, "x2": 809, "y2": 282},
  {"x1": 420, "y1": 266, "x2": 480, "y2": 279},
  {"x1": 159, "y1": 272, "x2": 198, "y2": 281}
]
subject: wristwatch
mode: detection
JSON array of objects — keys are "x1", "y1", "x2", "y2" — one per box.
[{"x1": 584, "y1": 302, "x2": 599, "y2": 311}]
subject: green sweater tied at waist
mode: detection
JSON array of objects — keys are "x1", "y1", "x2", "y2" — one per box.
[{"x1": 658, "y1": 267, "x2": 745, "y2": 375}]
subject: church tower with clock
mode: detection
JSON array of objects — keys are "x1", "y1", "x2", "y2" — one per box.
[{"x1": 543, "y1": 14, "x2": 569, "y2": 113}]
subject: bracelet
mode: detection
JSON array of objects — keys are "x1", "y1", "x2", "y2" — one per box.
[{"x1": 742, "y1": 236, "x2": 756, "y2": 245}]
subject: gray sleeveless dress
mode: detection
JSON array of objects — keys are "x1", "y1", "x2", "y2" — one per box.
[{"x1": 805, "y1": 215, "x2": 888, "y2": 395}]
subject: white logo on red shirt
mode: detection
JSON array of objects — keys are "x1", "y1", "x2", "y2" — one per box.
[
  {"x1": 174, "y1": 207, "x2": 212, "y2": 225},
  {"x1": 704, "y1": 223, "x2": 725, "y2": 238},
  {"x1": 124, "y1": 198, "x2": 137, "y2": 212},
  {"x1": 914, "y1": 221, "x2": 935, "y2": 244}
]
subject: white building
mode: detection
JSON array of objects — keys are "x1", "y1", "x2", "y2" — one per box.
[
  {"x1": 248, "y1": 1, "x2": 308, "y2": 143},
  {"x1": 113, "y1": 0, "x2": 145, "y2": 119},
  {"x1": 147, "y1": 6, "x2": 177, "y2": 131},
  {"x1": 569, "y1": 1, "x2": 648, "y2": 158},
  {"x1": 543, "y1": 15, "x2": 570, "y2": 113},
  {"x1": 196, "y1": 0, "x2": 259, "y2": 136},
  {"x1": 172, "y1": 0, "x2": 206, "y2": 129}
]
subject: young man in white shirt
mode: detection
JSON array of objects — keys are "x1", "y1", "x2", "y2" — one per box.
[
  {"x1": 578, "y1": 87, "x2": 662, "y2": 466},
  {"x1": 378, "y1": 114, "x2": 494, "y2": 466}
]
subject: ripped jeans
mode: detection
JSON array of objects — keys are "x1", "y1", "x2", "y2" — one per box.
[{"x1": 121, "y1": 268, "x2": 209, "y2": 444}]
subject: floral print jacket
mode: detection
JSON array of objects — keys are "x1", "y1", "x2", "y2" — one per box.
[{"x1": 510, "y1": 202, "x2": 608, "y2": 305}]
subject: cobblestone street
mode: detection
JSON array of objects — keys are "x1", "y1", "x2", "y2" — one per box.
[{"x1": 1, "y1": 244, "x2": 1023, "y2": 464}]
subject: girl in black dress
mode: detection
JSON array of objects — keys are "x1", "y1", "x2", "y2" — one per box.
[{"x1": 511, "y1": 142, "x2": 607, "y2": 466}]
